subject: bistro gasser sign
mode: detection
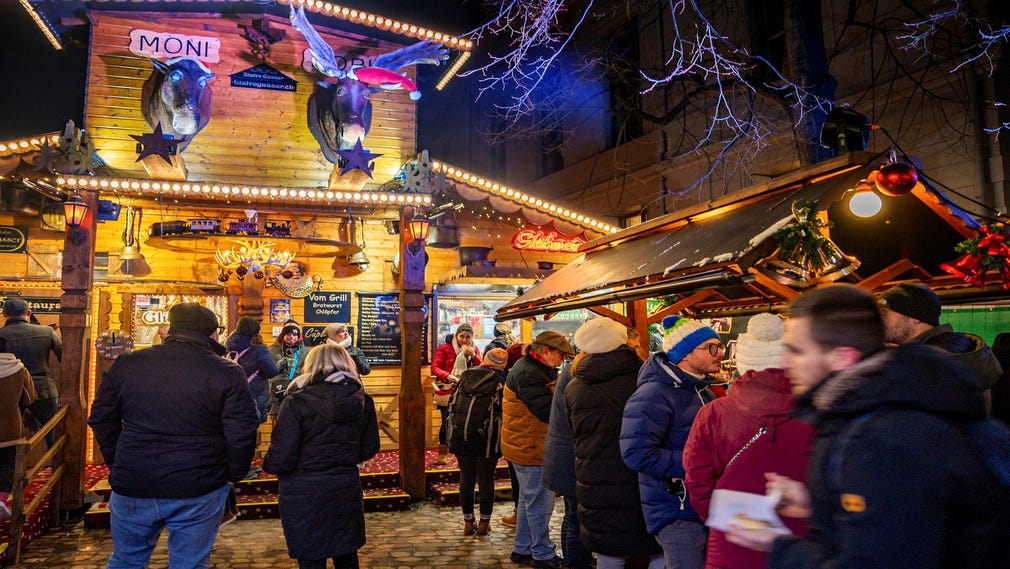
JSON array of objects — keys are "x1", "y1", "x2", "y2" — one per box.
[
  {"x1": 511, "y1": 226, "x2": 587, "y2": 253},
  {"x1": 0, "y1": 226, "x2": 28, "y2": 253}
]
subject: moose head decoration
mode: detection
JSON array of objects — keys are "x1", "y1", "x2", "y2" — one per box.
[
  {"x1": 140, "y1": 57, "x2": 215, "y2": 153},
  {"x1": 289, "y1": 5, "x2": 448, "y2": 165}
]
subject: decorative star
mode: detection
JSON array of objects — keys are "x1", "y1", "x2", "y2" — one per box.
[
  {"x1": 33, "y1": 140, "x2": 59, "y2": 171},
  {"x1": 130, "y1": 123, "x2": 184, "y2": 165},
  {"x1": 336, "y1": 138, "x2": 382, "y2": 178}
]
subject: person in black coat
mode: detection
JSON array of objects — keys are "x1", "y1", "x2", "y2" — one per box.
[
  {"x1": 565, "y1": 318, "x2": 663, "y2": 568},
  {"x1": 448, "y1": 347, "x2": 509, "y2": 537},
  {"x1": 263, "y1": 344, "x2": 380, "y2": 569},
  {"x1": 88, "y1": 303, "x2": 260, "y2": 568}
]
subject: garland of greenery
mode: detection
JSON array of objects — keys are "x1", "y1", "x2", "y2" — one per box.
[{"x1": 771, "y1": 201, "x2": 835, "y2": 269}]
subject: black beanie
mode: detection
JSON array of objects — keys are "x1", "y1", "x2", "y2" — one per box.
[
  {"x1": 878, "y1": 283, "x2": 941, "y2": 326},
  {"x1": 280, "y1": 323, "x2": 301, "y2": 339},
  {"x1": 168, "y1": 302, "x2": 219, "y2": 336},
  {"x1": 235, "y1": 316, "x2": 261, "y2": 337}
]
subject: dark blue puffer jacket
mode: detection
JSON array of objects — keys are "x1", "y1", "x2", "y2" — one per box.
[{"x1": 620, "y1": 352, "x2": 716, "y2": 534}]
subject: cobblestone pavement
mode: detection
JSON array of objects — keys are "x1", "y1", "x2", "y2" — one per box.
[{"x1": 12, "y1": 500, "x2": 565, "y2": 568}]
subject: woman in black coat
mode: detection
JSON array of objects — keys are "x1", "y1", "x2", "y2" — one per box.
[
  {"x1": 564, "y1": 318, "x2": 662, "y2": 568},
  {"x1": 263, "y1": 344, "x2": 380, "y2": 569}
]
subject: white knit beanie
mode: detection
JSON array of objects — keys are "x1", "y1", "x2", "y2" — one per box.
[
  {"x1": 734, "y1": 313, "x2": 785, "y2": 375},
  {"x1": 574, "y1": 317, "x2": 628, "y2": 354}
]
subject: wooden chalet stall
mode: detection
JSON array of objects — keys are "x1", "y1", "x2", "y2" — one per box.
[
  {"x1": 496, "y1": 152, "x2": 1010, "y2": 342},
  {"x1": 3, "y1": 1, "x2": 614, "y2": 522}
]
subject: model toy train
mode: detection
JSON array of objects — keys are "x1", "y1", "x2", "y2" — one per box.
[{"x1": 149, "y1": 219, "x2": 293, "y2": 237}]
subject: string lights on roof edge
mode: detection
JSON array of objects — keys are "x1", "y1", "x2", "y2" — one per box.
[
  {"x1": 431, "y1": 161, "x2": 617, "y2": 234},
  {"x1": 55, "y1": 175, "x2": 432, "y2": 206}
]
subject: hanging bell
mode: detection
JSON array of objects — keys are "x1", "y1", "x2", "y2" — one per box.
[
  {"x1": 940, "y1": 253, "x2": 987, "y2": 287},
  {"x1": 810, "y1": 238, "x2": 861, "y2": 283},
  {"x1": 753, "y1": 243, "x2": 815, "y2": 288},
  {"x1": 119, "y1": 244, "x2": 143, "y2": 261}
]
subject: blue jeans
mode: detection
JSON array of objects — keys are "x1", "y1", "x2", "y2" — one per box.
[
  {"x1": 655, "y1": 519, "x2": 706, "y2": 569},
  {"x1": 562, "y1": 495, "x2": 592, "y2": 569},
  {"x1": 513, "y1": 464, "x2": 557, "y2": 561},
  {"x1": 107, "y1": 484, "x2": 229, "y2": 569}
]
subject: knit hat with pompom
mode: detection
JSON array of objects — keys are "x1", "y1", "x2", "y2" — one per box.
[
  {"x1": 662, "y1": 315, "x2": 719, "y2": 363},
  {"x1": 734, "y1": 313, "x2": 785, "y2": 375}
]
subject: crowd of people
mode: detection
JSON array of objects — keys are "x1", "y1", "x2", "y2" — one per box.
[
  {"x1": 3, "y1": 277, "x2": 1004, "y2": 569},
  {"x1": 433, "y1": 282, "x2": 1009, "y2": 569}
]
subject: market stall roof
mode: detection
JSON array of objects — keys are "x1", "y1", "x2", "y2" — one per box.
[{"x1": 496, "y1": 152, "x2": 997, "y2": 321}]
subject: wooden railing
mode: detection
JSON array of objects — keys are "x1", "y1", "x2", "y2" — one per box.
[{"x1": 4, "y1": 406, "x2": 68, "y2": 567}]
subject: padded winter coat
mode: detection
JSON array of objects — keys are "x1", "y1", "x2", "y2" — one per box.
[
  {"x1": 684, "y1": 368, "x2": 813, "y2": 569},
  {"x1": 620, "y1": 352, "x2": 718, "y2": 533},
  {"x1": 566, "y1": 346, "x2": 659, "y2": 557},
  {"x1": 263, "y1": 373, "x2": 380, "y2": 560},
  {"x1": 88, "y1": 330, "x2": 260, "y2": 498},
  {"x1": 501, "y1": 354, "x2": 557, "y2": 466},
  {"x1": 769, "y1": 344, "x2": 1009, "y2": 569}
]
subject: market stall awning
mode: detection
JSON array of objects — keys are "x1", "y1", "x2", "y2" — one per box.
[{"x1": 496, "y1": 152, "x2": 987, "y2": 320}]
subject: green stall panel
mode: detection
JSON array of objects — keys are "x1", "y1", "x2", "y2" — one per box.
[{"x1": 940, "y1": 306, "x2": 1010, "y2": 345}]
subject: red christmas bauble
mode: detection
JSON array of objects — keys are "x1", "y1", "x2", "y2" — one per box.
[
  {"x1": 281, "y1": 270, "x2": 293, "y2": 279},
  {"x1": 874, "y1": 162, "x2": 918, "y2": 196},
  {"x1": 236, "y1": 265, "x2": 248, "y2": 276}
]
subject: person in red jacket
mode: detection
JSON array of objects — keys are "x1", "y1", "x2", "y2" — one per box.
[
  {"x1": 684, "y1": 313, "x2": 813, "y2": 569},
  {"x1": 430, "y1": 324, "x2": 481, "y2": 464}
]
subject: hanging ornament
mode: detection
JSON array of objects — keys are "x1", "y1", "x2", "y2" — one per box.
[
  {"x1": 753, "y1": 200, "x2": 860, "y2": 287},
  {"x1": 874, "y1": 162, "x2": 918, "y2": 196},
  {"x1": 940, "y1": 223, "x2": 1010, "y2": 289}
]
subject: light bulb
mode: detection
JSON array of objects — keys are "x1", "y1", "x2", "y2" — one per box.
[{"x1": 849, "y1": 190, "x2": 882, "y2": 218}]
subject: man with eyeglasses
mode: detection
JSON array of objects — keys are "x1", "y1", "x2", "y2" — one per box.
[
  {"x1": 621, "y1": 315, "x2": 723, "y2": 569},
  {"x1": 501, "y1": 331, "x2": 575, "y2": 569}
]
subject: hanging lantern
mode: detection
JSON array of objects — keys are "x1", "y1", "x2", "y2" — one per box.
[{"x1": 874, "y1": 162, "x2": 918, "y2": 197}]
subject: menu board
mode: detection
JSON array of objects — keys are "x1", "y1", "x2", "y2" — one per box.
[{"x1": 357, "y1": 293, "x2": 430, "y2": 365}]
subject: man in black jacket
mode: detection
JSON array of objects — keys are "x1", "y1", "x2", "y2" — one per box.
[
  {"x1": 726, "y1": 284, "x2": 1009, "y2": 569},
  {"x1": 0, "y1": 298, "x2": 61, "y2": 445},
  {"x1": 878, "y1": 282, "x2": 1002, "y2": 412},
  {"x1": 89, "y1": 302, "x2": 259, "y2": 569}
]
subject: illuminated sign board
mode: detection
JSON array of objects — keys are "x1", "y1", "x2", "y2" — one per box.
[{"x1": 511, "y1": 229, "x2": 586, "y2": 253}]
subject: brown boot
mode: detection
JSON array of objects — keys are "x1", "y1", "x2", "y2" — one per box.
[
  {"x1": 475, "y1": 518, "x2": 490, "y2": 536},
  {"x1": 436, "y1": 444, "x2": 449, "y2": 465},
  {"x1": 463, "y1": 517, "x2": 476, "y2": 536},
  {"x1": 501, "y1": 507, "x2": 517, "y2": 527}
]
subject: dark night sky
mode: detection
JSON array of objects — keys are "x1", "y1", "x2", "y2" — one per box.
[
  {"x1": 0, "y1": 4, "x2": 89, "y2": 139},
  {"x1": 0, "y1": 1, "x2": 487, "y2": 140}
]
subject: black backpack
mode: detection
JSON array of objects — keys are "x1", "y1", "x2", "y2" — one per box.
[{"x1": 447, "y1": 367, "x2": 504, "y2": 454}]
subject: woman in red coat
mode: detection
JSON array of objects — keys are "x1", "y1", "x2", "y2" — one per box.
[
  {"x1": 684, "y1": 313, "x2": 814, "y2": 569},
  {"x1": 430, "y1": 323, "x2": 481, "y2": 464}
]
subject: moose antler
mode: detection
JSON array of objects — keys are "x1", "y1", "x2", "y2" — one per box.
[
  {"x1": 373, "y1": 40, "x2": 449, "y2": 71},
  {"x1": 290, "y1": 5, "x2": 344, "y2": 78}
]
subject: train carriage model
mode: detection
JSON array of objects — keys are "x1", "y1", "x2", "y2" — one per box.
[
  {"x1": 264, "y1": 221, "x2": 292, "y2": 237},
  {"x1": 190, "y1": 219, "x2": 220, "y2": 233},
  {"x1": 149, "y1": 220, "x2": 189, "y2": 236}
]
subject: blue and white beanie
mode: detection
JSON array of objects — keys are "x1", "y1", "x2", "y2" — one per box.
[{"x1": 662, "y1": 315, "x2": 719, "y2": 363}]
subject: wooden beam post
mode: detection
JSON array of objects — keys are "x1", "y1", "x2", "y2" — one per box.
[
  {"x1": 628, "y1": 299, "x2": 650, "y2": 361},
  {"x1": 398, "y1": 205, "x2": 426, "y2": 499},
  {"x1": 59, "y1": 189, "x2": 98, "y2": 511}
]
